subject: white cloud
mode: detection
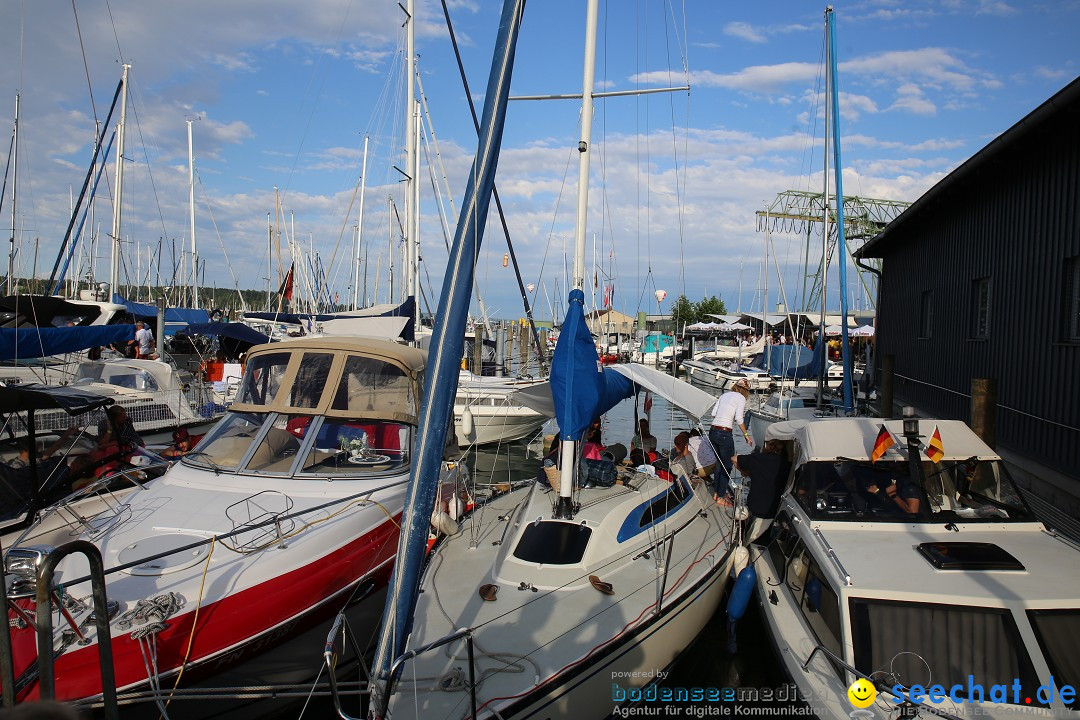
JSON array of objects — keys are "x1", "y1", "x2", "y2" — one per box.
[
  {"x1": 724, "y1": 22, "x2": 767, "y2": 44},
  {"x1": 888, "y1": 83, "x2": 937, "y2": 115}
]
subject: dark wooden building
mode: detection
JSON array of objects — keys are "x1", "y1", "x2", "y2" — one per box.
[{"x1": 858, "y1": 77, "x2": 1080, "y2": 509}]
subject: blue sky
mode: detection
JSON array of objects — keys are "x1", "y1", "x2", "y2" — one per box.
[{"x1": 0, "y1": 0, "x2": 1076, "y2": 321}]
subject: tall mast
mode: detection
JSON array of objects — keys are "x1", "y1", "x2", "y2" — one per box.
[
  {"x1": 188, "y1": 119, "x2": 199, "y2": 309},
  {"x1": 404, "y1": 0, "x2": 418, "y2": 317},
  {"x1": 109, "y1": 64, "x2": 130, "y2": 298},
  {"x1": 816, "y1": 16, "x2": 831, "y2": 410},
  {"x1": 266, "y1": 212, "x2": 272, "y2": 311},
  {"x1": 556, "y1": 0, "x2": 600, "y2": 518},
  {"x1": 353, "y1": 134, "x2": 369, "y2": 310},
  {"x1": 826, "y1": 5, "x2": 854, "y2": 411},
  {"x1": 8, "y1": 92, "x2": 18, "y2": 292}
]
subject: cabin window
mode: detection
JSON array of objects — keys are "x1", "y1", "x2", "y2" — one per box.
[
  {"x1": 851, "y1": 599, "x2": 1043, "y2": 706},
  {"x1": 919, "y1": 290, "x2": 933, "y2": 339},
  {"x1": 237, "y1": 352, "x2": 291, "y2": 406},
  {"x1": 513, "y1": 521, "x2": 591, "y2": 565},
  {"x1": 1064, "y1": 256, "x2": 1080, "y2": 342},
  {"x1": 786, "y1": 543, "x2": 843, "y2": 677},
  {"x1": 332, "y1": 356, "x2": 417, "y2": 418},
  {"x1": 300, "y1": 419, "x2": 409, "y2": 475},
  {"x1": 970, "y1": 277, "x2": 991, "y2": 339},
  {"x1": 1027, "y1": 610, "x2": 1080, "y2": 709},
  {"x1": 187, "y1": 411, "x2": 264, "y2": 471},
  {"x1": 289, "y1": 353, "x2": 334, "y2": 408},
  {"x1": 245, "y1": 415, "x2": 305, "y2": 474}
]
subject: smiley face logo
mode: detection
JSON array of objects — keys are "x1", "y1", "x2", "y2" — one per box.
[{"x1": 847, "y1": 678, "x2": 877, "y2": 708}]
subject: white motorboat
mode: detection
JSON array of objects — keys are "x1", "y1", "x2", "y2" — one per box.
[
  {"x1": 454, "y1": 370, "x2": 550, "y2": 448},
  {"x1": 682, "y1": 357, "x2": 782, "y2": 394},
  {"x1": 380, "y1": 364, "x2": 738, "y2": 720},
  {"x1": 750, "y1": 415, "x2": 1080, "y2": 719},
  {"x1": 3, "y1": 336, "x2": 467, "y2": 709},
  {"x1": 2, "y1": 358, "x2": 226, "y2": 444}
]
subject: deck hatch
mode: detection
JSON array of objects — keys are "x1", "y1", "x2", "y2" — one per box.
[
  {"x1": 513, "y1": 521, "x2": 591, "y2": 565},
  {"x1": 916, "y1": 541, "x2": 1024, "y2": 570}
]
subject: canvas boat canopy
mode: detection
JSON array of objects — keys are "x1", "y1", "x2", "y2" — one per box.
[
  {"x1": 764, "y1": 417, "x2": 1000, "y2": 464},
  {"x1": 229, "y1": 337, "x2": 427, "y2": 424}
]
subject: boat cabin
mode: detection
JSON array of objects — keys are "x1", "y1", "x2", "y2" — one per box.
[
  {"x1": 184, "y1": 338, "x2": 425, "y2": 478},
  {"x1": 753, "y1": 418, "x2": 1080, "y2": 717}
]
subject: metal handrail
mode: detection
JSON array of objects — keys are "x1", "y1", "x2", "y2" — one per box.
[
  {"x1": 801, "y1": 644, "x2": 961, "y2": 720},
  {"x1": 812, "y1": 527, "x2": 852, "y2": 586},
  {"x1": 36, "y1": 540, "x2": 118, "y2": 720},
  {"x1": 368, "y1": 628, "x2": 478, "y2": 720}
]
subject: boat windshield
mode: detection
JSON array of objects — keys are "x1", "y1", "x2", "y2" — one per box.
[
  {"x1": 851, "y1": 598, "x2": 1045, "y2": 707},
  {"x1": 183, "y1": 411, "x2": 410, "y2": 477},
  {"x1": 793, "y1": 458, "x2": 1033, "y2": 522}
]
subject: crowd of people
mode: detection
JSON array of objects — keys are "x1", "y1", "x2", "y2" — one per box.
[{"x1": 535, "y1": 380, "x2": 791, "y2": 521}]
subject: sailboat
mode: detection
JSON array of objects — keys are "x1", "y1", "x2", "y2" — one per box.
[{"x1": 363, "y1": 2, "x2": 739, "y2": 718}]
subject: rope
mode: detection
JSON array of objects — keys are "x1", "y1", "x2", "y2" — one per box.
[
  {"x1": 163, "y1": 535, "x2": 216, "y2": 713},
  {"x1": 894, "y1": 373, "x2": 1080, "y2": 434}
]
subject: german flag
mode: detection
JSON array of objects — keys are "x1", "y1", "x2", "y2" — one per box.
[
  {"x1": 871, "y1": 425, "x2": 895, "y2": 463},
  {"x1": 926, "y1": 425, "x2": 944, "y2": 463}
]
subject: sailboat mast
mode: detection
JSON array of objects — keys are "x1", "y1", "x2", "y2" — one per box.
[
  {"x1": 826, "y1": 6, "x2": 854, "y2": 411},
  {"x1": 109, "y1": 64, "x2": 130, "y2": 298},
  {"x1": 8, "y1": 92, "x2": 18, "y2": 292},
  {"x1": 816, "y1": 15, "x2": 831, "y2": 410},
  {"x1": 555, "y1": 0, "x2": 600, "y2": 517},
  {"x1": 188, "y1": 119, "x2": 199, "y2": 310},
  {"x1": 353, "y1": 134, "x2": 369, "y2": 310},
  {"x1": 369, "y1": 0, "x2": 525, "y2": 710}
]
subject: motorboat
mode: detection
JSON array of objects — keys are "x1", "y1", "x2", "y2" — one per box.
[
  {"x1": 750, "y1": 415, "x2": 1080, "y2": 718},
  {"x1": 682, "y1": 357, "x2": 781, "y2": 394},
  {"x1": 1, "y1": 358, "x2": 226, "y2": 445},
  {"x1": 453, "y1": 370, "x2": 550, "y2": 447},
  {"x1": 2, "y1": 336, "x2": 468, "y2": 711},
  {"x1": 377, "y1": 364, "x2": 738, "y2": 719}
]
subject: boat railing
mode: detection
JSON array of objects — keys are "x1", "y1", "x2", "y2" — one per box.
[
  {"x1": 324, "y1": 620, "x2": 478, "y2": 720},
  {"x1": 27, "y1": 540, "x2": 119, "y2": 719},
  {"x1": 801, "y1": 644, "x2": 962, "y2": 720}
]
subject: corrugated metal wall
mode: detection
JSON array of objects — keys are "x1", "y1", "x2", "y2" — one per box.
[{"x1": 876, "y1": 109, "x2": 1080, "y2": 477}]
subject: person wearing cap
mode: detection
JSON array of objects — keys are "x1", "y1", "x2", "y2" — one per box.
[
  {"x1": 708, "y1": 378, "x2": 754, "y2": 504},
  {"x1": 163, "y1": 428, "x2": 200, "y2": 458}
]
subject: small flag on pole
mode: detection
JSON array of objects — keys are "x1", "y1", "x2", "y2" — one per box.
[
  {"x1": 926, "y1": 425, "x2": 944, "y2": 463},
  {"x1": 871, "y1": 424, "x2": 895, "y2": 463}
]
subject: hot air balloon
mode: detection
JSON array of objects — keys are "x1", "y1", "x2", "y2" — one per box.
[{"x1": 655, "y1": 289, "x2": 667, "y2": 304}]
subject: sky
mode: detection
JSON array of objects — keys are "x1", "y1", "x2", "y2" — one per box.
[{"x1": 0, "y1": 0, "x2": 1076, "y2": 323}]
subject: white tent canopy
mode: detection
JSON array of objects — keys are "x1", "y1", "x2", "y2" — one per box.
[{"x1": 851, "y1": 324, "x2": 876, "y2": 337}]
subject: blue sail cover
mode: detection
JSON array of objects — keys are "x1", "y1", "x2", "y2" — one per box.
[
  {"x1": 753, "y1": 344, "x2": 822, "y2": 380},
  {"x1": 114, "y1": 297, "x2": 211, "y2": 327},
  {"x1": 0, "y1": 325, "x2": 135, "y2": 361},
  {"x1": 551, "y1": 289, "x2": 634, "y2": 440}
]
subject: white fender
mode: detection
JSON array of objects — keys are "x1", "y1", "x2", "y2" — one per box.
[
  {"x1": 430, "y1": 510, "x2": 460, "y2": 536},
  {"x1": 461, "y1": 408, "x2": 475, "y2": 439}
]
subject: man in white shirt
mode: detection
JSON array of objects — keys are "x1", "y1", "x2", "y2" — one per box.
[
  {"x1": 708, "y1": 378, "x2": 754, "y2": 504},
  {"x1": 134, "y1": 322, "x2": 154, "y2": 359}
]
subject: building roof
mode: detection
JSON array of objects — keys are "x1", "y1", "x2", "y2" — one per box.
[{"x1": 858, "y1": 76, "x2": 1080, "y2": 259}]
